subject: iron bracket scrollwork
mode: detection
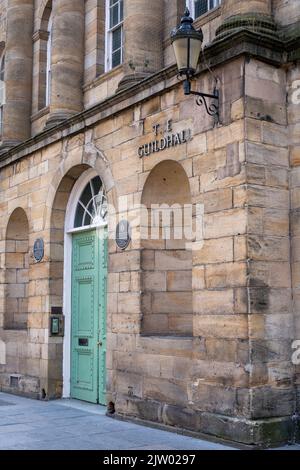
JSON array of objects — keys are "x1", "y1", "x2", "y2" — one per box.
[{"x1": 183, "y1": 79, "x2": 220, "y2": 125}]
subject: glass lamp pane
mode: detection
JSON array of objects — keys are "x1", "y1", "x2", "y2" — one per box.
[
  {"x1": 189, "y1": 38, "x2": 202, "y2": 71},
  {"x1": 172, "y1": 37, "x2": 189, "y2": 72},
  {"x1": 172, "y1": 37, "x2": 201, "y2": 73}
]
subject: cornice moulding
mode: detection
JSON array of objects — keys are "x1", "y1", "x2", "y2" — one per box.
[{"x1": 0, "y1": 27, "x2": 298, "y2": 168}]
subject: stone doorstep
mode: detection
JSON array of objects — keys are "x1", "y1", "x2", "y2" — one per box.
[{"x1": 111, "y1": 397, "x2": 300, "y2": 449}]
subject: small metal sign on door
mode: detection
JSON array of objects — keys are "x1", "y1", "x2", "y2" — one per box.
[
  {"x1": 116, "y1": 220, "x2": 131, "y2": 250},
  {"x1": 33, "y1": 238, "x2": 44, "y2": 262}
]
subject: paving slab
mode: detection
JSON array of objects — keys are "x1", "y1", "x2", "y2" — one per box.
[{"x1": 0, "y1": 392, "x2": 298, "y2": 451}]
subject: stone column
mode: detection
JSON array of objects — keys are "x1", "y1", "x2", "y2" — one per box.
[
  {"x1": 118, "y1": 0, "x2": 164, "y2": 91},
  {"x1": 215, "y1": 0, "x2": 275, "y2": 40},
  {"x1": 0, "y1": 0, "x2": 34, "y2": 153},
  {"x1": 46, "y1": 0, "x2": 85, "y2": 128}
]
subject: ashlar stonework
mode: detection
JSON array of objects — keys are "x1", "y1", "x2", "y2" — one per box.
[{"x1": 0, "y1": 0, "x2": 300, "y2": 448}]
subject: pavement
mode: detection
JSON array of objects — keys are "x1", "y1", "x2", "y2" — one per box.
[{"x1": 0, "y1": 392, "x2": 299, "y2": 451}]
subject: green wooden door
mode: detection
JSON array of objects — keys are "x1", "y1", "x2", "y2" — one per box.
[{"x1": 71, "y1": 229, "x2": 107, "y2": 404}]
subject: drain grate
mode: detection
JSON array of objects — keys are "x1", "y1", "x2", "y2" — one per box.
[{"x1": 0, "y1": 399, "x2": 16, "y2": 407}]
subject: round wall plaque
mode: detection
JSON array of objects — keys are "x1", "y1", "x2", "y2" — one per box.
[
  {"x1": 33, "y1": 238, "x2": 44, "y2": 262},
  {"x1": 116, "y1": 220, "x2": 131, "y2": 250}
]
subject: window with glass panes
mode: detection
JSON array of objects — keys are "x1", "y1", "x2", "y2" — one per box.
[
  {"x1": 106, "y1": 0, "x2": 124, "y2": 70},
  {"x1": 187, "y1": 0, "x2": 221, "y2": 18},
  {"x1": 0, "y1": 53, "x2": 5, "y2": 136}
]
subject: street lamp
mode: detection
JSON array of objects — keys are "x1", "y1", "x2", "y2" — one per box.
[{"x1": 171, "y1": 8, "x2": 220, "y2": 123}]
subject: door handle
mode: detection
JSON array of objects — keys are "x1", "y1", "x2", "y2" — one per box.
[{"x1": 97, "y1": 341, "x2": 103, "y2": 347}]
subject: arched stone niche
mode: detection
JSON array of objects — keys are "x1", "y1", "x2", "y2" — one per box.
[{"x1": 141, "y1": 160, "x2": 193, "y2": 337}]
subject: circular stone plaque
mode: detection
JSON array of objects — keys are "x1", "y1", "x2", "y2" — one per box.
[
  {"x1": 116, "y1": 220, "x2": 131, "y2": 250},
  {"x1": 33, "y1": 238, "x2": 44, "y2": 263}
]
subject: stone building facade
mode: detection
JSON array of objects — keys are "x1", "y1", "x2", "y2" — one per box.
[{"x1": 0, "y1": 0, "x2": 300, "y2": 447}]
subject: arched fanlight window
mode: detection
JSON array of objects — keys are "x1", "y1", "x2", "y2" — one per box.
[
  {"x1": 0, "y1": 52, "x2": 5, "y2": 135},
  {"x1": 74, "y1": 176, "x2": 108, "y2": 228}
]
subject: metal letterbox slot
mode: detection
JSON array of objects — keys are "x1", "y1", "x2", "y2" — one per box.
[{"x1": 78, "y1": 338, "x2": 88, "y2": 347}]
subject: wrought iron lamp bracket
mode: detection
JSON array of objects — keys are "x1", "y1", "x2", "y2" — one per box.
[{"x1": 183, "y1": 78, "x2": 220, "y2": 125}]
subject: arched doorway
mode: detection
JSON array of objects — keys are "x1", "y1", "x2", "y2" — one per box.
[{"x1": 51, "y1": 167, "x2": 108, "y2": 404}]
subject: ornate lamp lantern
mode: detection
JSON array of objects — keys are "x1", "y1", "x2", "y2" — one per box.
[{"x1": 171, "y1": 8, "x2": 220, "y2": 123}]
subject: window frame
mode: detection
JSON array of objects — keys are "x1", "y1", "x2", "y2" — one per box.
[
  {"x1": 186, "y1": 0, "x2": 221, "y2": 20},
  {"x1": 105, "y1": 0, "x2": 124, "y2": 72}
]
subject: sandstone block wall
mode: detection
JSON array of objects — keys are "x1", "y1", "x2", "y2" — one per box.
[
  {"x1": 288, "y1": 61, "x2": 300, "y2": 414},
  {"x1": 0, "y1": 0, "x2": 299, "y2": 446},
  {"x1": 244, "y1": 59, "x2": 294, "y2": 420}
]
